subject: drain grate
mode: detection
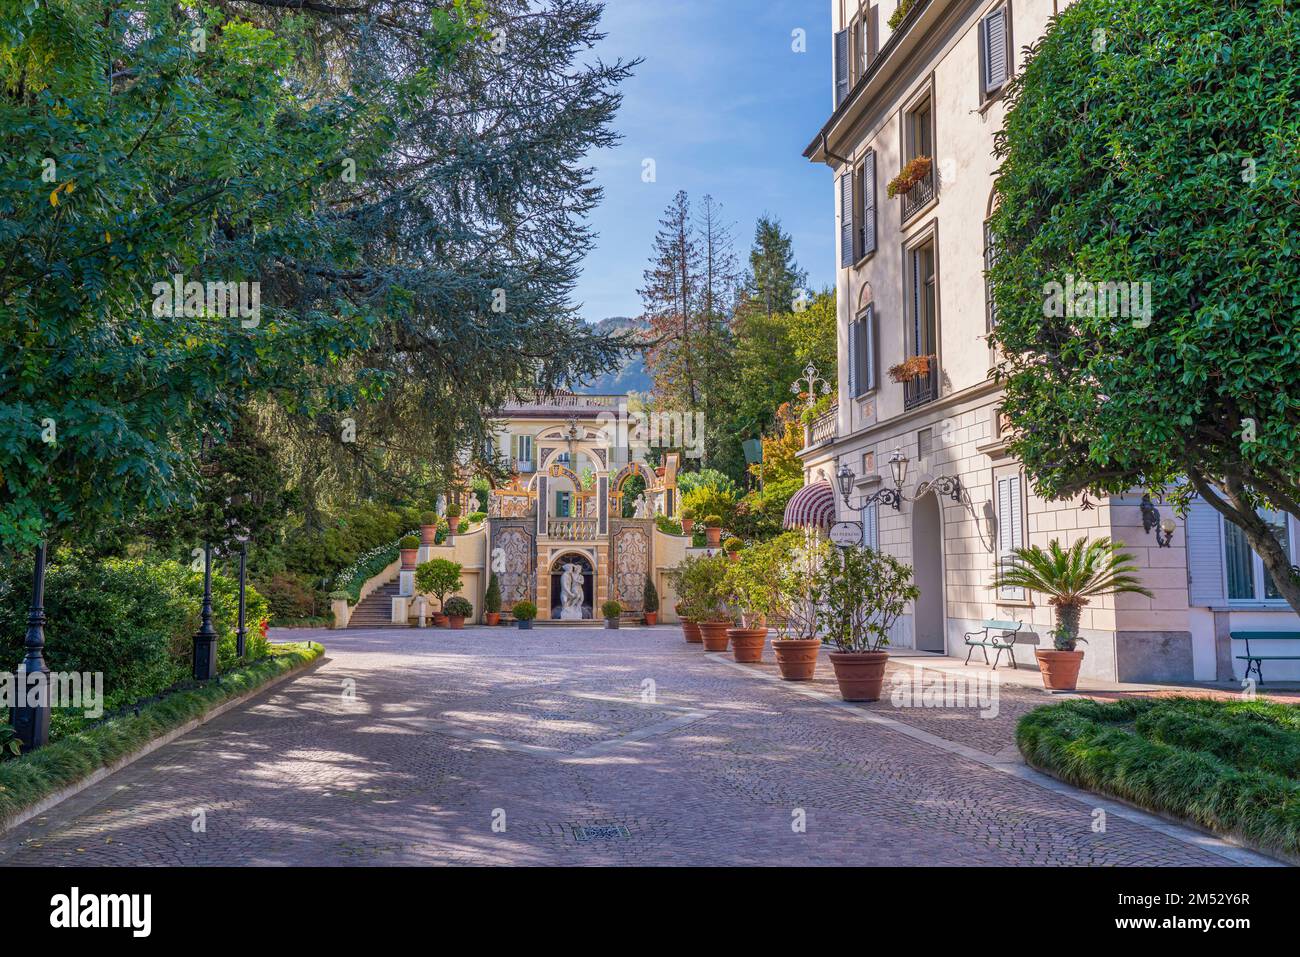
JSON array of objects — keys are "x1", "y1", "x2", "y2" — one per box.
[{"x1": 572, "y1": 824, "x2": 631, "y2": 842}]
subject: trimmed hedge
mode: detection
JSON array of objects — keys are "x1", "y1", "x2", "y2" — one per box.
[
  {"x1": 0, "y1": 642, "x2": 321, "y2": 830},
  {"x1": 1018, "y1": 697, "x2": 1300, "y2": 859}
]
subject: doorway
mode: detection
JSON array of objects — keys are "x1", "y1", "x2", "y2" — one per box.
[{"x1": 911, "y1": 492, "x2": 947, "y2": 653}]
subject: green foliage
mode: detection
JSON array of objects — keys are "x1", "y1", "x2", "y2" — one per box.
[
  {"x1": 446, "y1": 503, "x2": 462, "y2": 519},
  {"x1": 468, "y1": 511, "x2": 487, "y2": 525},
  {"x1": 444, "y1": 596, "x2": 472, "y2": 618},
  {"x1": 655, "y1": 514, "x2": 683, "y2": 536},
  {"x1": 511, "y1": 600, "x2": 537, "y2": 621},
  {"x1": 601, "y1": 600, "x2": 622, "y2": 619},
  {"x1": 888, "y1": 0, "x2": 920, "y2": 30},
  {"x1": 1018, "y1": 697, "x2": 1300, "y2": 859},
  {"x1": 666, "y1": 554, "x2": 731, "y2": 621},
  {"x1": 484, "y1": 573, "x2": 502, "y2": 614},
  {"x1": 677, "y1": 469, "x2": 739, "y2": 499},
  {"x1": 987, "y1": 0, "x2": 1300, "y2": 611},
  {"x1": 642, "y1": 575, "x2": 659, "y2": 613},
  {"x1": 993, "y1": 537, "x2": 1151, "y2": 650},
  {"x1": 258, "y1": 573, "x2": 320, "y2": 625},
  {"x1": 399, "y1": 535, "x2": 421, "y2": 550},
  {"x1": 0, "y1": 643, "x2": 320, "y2": 827},
  {"x1": 420, "y1": 512, "x2": 438, "y2": 526},
  {"x1": 701, "y1": 514, "x2": 723, "y2": 528},
  {"x1": 723, "y1": 537, "x2": 743, "y2": 553},
  {"x1": 817, "y1": 545, "x2": 919, "y2": 653},
  {"x1": 724, "y1": 536, "x2": 788, "y2": 628},
  {"x1": 0, "y1": 553, "x2": 268, "y2": 714},
  {"x1": 0, "y1": 725, "x2": 20, "y2": 761},
  {"x1": 414, "y1": 558, "x2": 462, "y2": 610}
]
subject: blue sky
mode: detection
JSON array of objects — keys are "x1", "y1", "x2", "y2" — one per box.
[{"x1": 575, "y1": 0, "x2": 835, "y2": 323}]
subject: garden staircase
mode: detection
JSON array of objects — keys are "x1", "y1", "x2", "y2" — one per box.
[{"x1": 346, "y1": 577, "x2": 407, "y2": 629}]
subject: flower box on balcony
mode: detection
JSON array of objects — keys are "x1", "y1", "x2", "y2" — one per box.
[
  {"x1": 887, "y1": 156, "x2": 933, "y2": 199},
  {"x1": 888, "y1": 354, "x2": 935, "y2": 383}
]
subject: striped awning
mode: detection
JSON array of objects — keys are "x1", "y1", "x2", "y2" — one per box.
[{"x1": 783, "y1": 481, "x2": 836, "y2": 530}]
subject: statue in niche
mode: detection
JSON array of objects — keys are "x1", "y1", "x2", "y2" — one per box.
[
  {"x1": 632, "y1": 494, "x2": 651, "y2": 519},
  {"x1": 560, "y1": 562, "x2": 585, "y2": 620}
]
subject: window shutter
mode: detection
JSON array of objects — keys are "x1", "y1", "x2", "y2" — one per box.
[
  {"x1": 1186, "y1": 498, "x2": 1227, "y2": 606},
  {"x1": 852, "y1": 311, "x2": 871, "y2": 397},
  {"x1": 983, "y1": 220, "x2": 997, "y2": 328},
  {"x1": 861, "y1": 502, "x2": 879, "y2": 550},
  {"x1": 864, "y1": 305, "x2": 877, "y2": 392},
  {"x1": 982, "y1": 7, "x2": 1009, "y2": 96},
  {"x1": 840, "y1": 173, "x2": 855, "y2": 268},
  {"x1": 834, "y1": 29, "x2": 850, "y2": 107},
  {"x1": 847, "y1": 320, "x2": 859, "y2": 396},
  {"x1": 861, "y1": 152, "x2": 876, "y2": 256},
  {"x1": 997, "y1": 472, "x2": 1025, "y2": 600}
]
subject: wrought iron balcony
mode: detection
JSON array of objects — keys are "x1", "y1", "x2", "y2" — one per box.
[
  {"x1": 901, "y1": 169, "x2": 935, "y2": 220},
  {"x1": 902, "y1": 365, "x2": 938, "y2": 410},
  {"x1": 547, "y1": 518, "x2": 598, "y2": 540}
]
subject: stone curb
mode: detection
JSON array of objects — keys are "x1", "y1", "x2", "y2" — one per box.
[{"x1": 0, "y1": 653, "x2": 324, "y2": 838}]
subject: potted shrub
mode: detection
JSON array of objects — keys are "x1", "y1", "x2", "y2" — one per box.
[
  {"x1": 643, "y1": 575, "x2": 659, "y2": 625},
  {"x1": 444, "y1": 596, "x2": 472, "y2": 630},
  {"x1": 723, "y1": 536, "x2": 743, "y2": 561},
  {"x1": 445, "y1": 502, "x2": 462, "y2": 540},
  {"x1": 887, "y1": 354, "x2": 935, "y2": 383},
  {"x1": 602, "y1": 600, "x2": 623, "y2": 629},
  {"x1": 415, "y1": 558, "x2": 463, "y2": 627},
  {"x1": 994, "y1": 537, "x2": 1151, "y2": 692},
  {"x1": 483, "y1": 573, "x2": 502, "y2": 625},
  {"x1": 722, "y1": 538, "x2": 785, "y2": 664},
  {"x1": 685, "y1": 554, "x2": 732, "y2": 652},
  {"x1": 419, "y1": 511, "x2": 439, "y2": 546},
  {"x1": 665, "y1": 563, "x2": 702, "y2": 643},
  {"x1": 771, "y1": 531, "x2": 828, "y2": 680},
  {"x1": 399, "y1": 534, "x2": 420, "y2": 570},
  {"x1": 512, "y1": 600, "x2": 537, "y2": 629},
  {"x1": 703, "y1": 514, "x2": 723, "y2": 549},
  {"x1": 681, "y1": 506, "x2": 695, "y2": 536},
  {"x1": 819, "y1": 544, "x2": 919, "y2": 701}
]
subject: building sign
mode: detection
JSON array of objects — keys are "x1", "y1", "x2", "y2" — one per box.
[{"x1": 829, "y1": 522, "x2": 863, "y2": 547}]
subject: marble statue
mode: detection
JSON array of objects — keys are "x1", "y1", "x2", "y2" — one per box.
[
  {"x1": 560, "y1": 562, "x2": 585, "y2": 620},
  {"x1": 632, "y1": 494, "x2": 650, "y2": 519}
]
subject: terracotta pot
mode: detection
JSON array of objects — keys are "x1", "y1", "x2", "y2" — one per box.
[
  {"x1": 644, "y1": 612, "x2": 658, "y2": 626},
  {"x1": 1035, "y1": 649, "x2": 1085, "y2": 692},
  {"x1": 400, "y1": 548, "x2": 418, "y2": 570},
  {"x1": 727, "y1": 627, "x2": 767, "y2": 663},
  {"x1": 681, "y1": 618, "x2": 702, "y2": 643},
  {"x1": 420, "y1": 524, "x2": 437, "y2": 546},
  {"x1": 485, "y1": 612, "x2": 501, "y2": 626},
  {"x1": 432, "y1": 612, "x2": 448, "y2": 627},
  {"x1": 705, "y1": 527, "x2": 722, "y2": 548},
  {"x1": 772, "y1": 638, "x2": 821, "y2": 680},
  {"x1": 448, "y1": 615, "x2": 465, "y2": 630},
  {"x1": 828, "y1": 651, "x2": 889, "y2": 702},
  {"x1": 728, "y1": 551, "x2": 739, "y2": 562},
  {"x1": 681, "y1": 518, "x2": 694, "y2": 535},
  {"x1": 698, "y1": 620, "x2": 731, "y2": 652}
]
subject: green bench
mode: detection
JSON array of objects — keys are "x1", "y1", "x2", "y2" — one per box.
[
  {"x1": 1231, "y1": 632, "x2": 1300, "y2": 686},
  {"x1": 963, "y1": 619, "x2": 1024, "y2": 670}
]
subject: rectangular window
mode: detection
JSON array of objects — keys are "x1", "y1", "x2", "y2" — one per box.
[
  {"x1": 907, "y1": 240, "x2": 937, "y2": 358},
  {"x1": 979, "y1": 5, "x2": 1011, "y2": 100},
  {"x1": 516, "y1": 434, "x2": 533, "y2": 463},
  {"x1": 905, "y1": 98, "x2": 933, "y2": 163},
  {"x1": 996, "y1": 468, "x2": 1026, "y2": 601},
  {"x1": 1224, "y1": 510, "x2": 1294, "y2": 602},
  {"x1": 849, "y1": 305, "x2": 877, "y2": 397},
  {"x1": 861, "y1": 501, "x2": 880, "y2": 550},
  {"x1": 556, "y1": 491, "x2": 571, "y2": 518},
  {"x1": 983, "y1": 220, "x2": 998, "y2": 329}
]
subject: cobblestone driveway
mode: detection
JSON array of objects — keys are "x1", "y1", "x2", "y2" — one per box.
[{"x1": 0, "y1": 627, "x2": 1262, "y2": 866}]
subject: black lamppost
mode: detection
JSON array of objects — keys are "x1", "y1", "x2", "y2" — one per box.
[
  {"x1": 11, "y1": 542, "x2": 51, "y2": 751},
  {"x1": 235, "y1": 532, "x2": 249, "y2": 659},
  {"x1": 192, "y1": 542, "x2": 219, "y2": 681}
]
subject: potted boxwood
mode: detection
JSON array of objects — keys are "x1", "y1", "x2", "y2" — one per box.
[
  {"x1": 681, "y1": 506, "x2": 695, "y2": 536},
  {"x1": 643, "y1": 575, "x2": 659, "y2": 625},
  {"x1": 702, "y1": 514, "x2": 723, "y2": 549},
  {"x1": 445, "y1": 502, "x2": 462, "y2": 540},
  {"x1": 512, "y1": 600, "x2": 537, "y2": 630},
  {"x1": 819, "y1": 544, "x2": 918, "y2": 701},
  {"x1": 994, "y1": 537, "x2": 1151, "y2": 692},
  {"x1": 602, "y1": 600, "x2": 622, "y2": 629},
  {"x1": 419, "y1": 511, "x2": 439, "y2": 546},
  {"x1": 399, "y1": 534, "x2": 420, "y2": 570},
  {"x1": 771, "y1": 531, "x2": 829, "y2": 680},
  {"x1": 415, "y1": 558, "x2": 463, "y2": 627},
  {"x1": 483, "y1": 573, "x2": 502, "y2": 625},
  {"x1": 723, "y1": 536, "x2": 743, "y2": 561},
  {"x1": 444, "y1": 596, "x2": 472, "y2": 630}
]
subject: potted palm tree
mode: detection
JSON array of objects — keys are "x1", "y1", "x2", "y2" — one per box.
[
  {"x1": 602, "y1": 600, "x2": 623, "y2": 629},
  {"x1": 771, "y1": 531, "x2": 828, "y2": 680},
  {"x1": 512, "y1": 600, "x2": 537, "y2": 630},
  {"x1": 819, "y1": 544, "x2": 919, "y2": 701},
  {"x1": 483, "y1": 573, "x2": 502, "y2": 625},
  {"x1": 444, "y1": 596, "x2": 472, "y2": 629},
  {"x1": 994, "y1": 537, "x2": 1152, "y2": 691},
  {"x1": 643, "y1": 575, "x2": 659, "y2": 625}
]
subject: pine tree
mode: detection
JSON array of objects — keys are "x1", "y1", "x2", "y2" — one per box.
[{"x1": 640, "y1": 190, "x2": 702, "y2": 411}]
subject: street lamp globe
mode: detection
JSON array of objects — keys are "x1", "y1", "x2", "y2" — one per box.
[
  {"x1": 888, "y1": 448, "x2": 909, "y2": 490},
  {"x1": 836, "y1": 463, "x2": 855, "y2": 504}
]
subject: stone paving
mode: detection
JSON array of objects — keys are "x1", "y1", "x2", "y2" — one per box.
[{"x1": 0, "y1": 626, "x2": 1257, "y2": 866}]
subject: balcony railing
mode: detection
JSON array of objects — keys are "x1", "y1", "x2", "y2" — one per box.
[
  {"x1": 547, "y1": 518, "x2": 598, "y2": 540},
  {"x1": 901, "y1": 169, "x2": 935, "y2": 220},
  {"x1": 902, "y1": 366, "x2": 938, "y2": 410},
  {"x1": 807, "y1": 410, "x2": 837, "y2": 448}
]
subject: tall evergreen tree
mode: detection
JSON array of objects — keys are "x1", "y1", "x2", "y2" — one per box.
[{"x1": 639, "y1": 190, "x2": 702, "y2": 411}]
